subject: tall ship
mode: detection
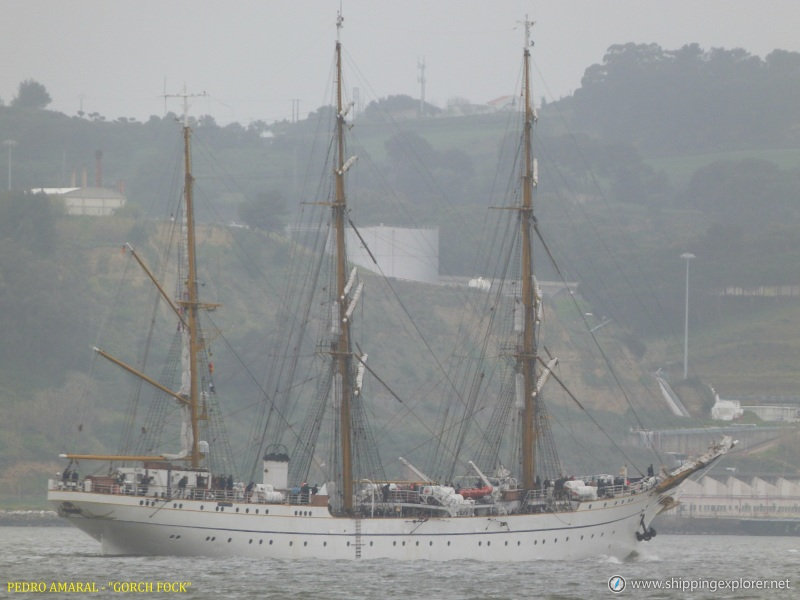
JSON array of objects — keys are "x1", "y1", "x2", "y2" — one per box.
[{"x1": 47, "y1": 15, "x2": 734, "y2": 560}]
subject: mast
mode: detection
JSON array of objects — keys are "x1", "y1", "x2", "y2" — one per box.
[
  {"x1": 333, "y1": 11, "x2": 354, "y2": 512},
  {"x1": 519, "y1": 17, "x2": 539, "y2": 491},
  {"x1": 166, "y1": 88, "x2": 208, "y2": 470},
  {"x1": 183, "y1": 118, "x2": 203, "y2": 468}
]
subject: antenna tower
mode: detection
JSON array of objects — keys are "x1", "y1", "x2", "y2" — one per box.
[{"x1": 417, "y1": 57, "x2": 426, "y2": 116}]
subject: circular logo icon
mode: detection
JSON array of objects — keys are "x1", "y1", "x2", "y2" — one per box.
[{"x1": 608, "y1": 575, "x2": 626, "y2": 593}]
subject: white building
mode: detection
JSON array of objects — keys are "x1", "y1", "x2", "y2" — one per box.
[
  {"x1": 33, "y1": 186, "x2": 127, "y2": 216},
  {"x1": 673, "y1": 475, "x2": 800, "y2": 519},
  {"x1": 345, "y1": 225, "x2": 439, "y2": 284},
  {"x1": 740, "y1": 404, "x2": 800, "y2": 422},
  {"x1": 711, "y1": 396, "x2": 744, "y2": 421}
]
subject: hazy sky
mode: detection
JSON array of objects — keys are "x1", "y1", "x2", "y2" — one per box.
[{"x1": 3, "y1": 0, "x2": 799, "y2": 125}]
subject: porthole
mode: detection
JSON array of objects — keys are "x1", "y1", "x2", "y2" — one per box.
[
  {"x1": 249, "y1": 539, "x2": 253, "y2": 544},
  {"x1": 259, "y1": 540, "x2": 263, "y2": 545},
  {"x1": 517, "y1": 541, "x2": 521, "y2": 546},
  {"x1": 504, "y1": 541, "x2": 508, "y2": 546},
  {"x1": 304, "y1": 541, "x2": 308, "y2": 547},
  {"x1": 415, "y1": 541, "x2": 420, "y2": 546},
  {"x1": 227, "y1": 538, "x2": 232, "y2": 543},
  {"x1": 534, "y1": 540, "x2": 537, "y2": 545},
  {"x1": 448, "y1": 541, "x2": 452, "y2": 546},
  {"x1": 478, "y1": 541, "x2": 482, "y2": 547},
  {"x1": 370, "y1": 541, "x2": 374, "y2": 547},
  {"x1": 393, "y1": 541, "x2": 397, "y2": 546},
  {"x1": 289, "y1": 541, "x2": 293, "y2": 547},
  {"x1": 269, "y1": 540, "x2": 273, "y2": 545},
  {"x1": 323, "y1": 541, "x2": 327, "y2": 547},
  {"x1": 429, "y1": 541, "x2": 433, "y2": 547}
]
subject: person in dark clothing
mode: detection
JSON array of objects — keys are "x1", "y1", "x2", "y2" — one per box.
[{"x1": 177, "y1": 475, "x2": 188, "y2": 498}]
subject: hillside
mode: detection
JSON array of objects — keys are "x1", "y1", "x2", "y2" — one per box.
[
  {"x1": 3, "y1": 42, "x2": 800, "y2": 506},
  {"x1": 2, "y1": 210, "x2": 799, "y2": 508}
]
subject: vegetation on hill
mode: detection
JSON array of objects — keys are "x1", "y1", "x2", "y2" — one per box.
[{"x1": 2, "y1": 42, "x2": 800, "y2": 506}]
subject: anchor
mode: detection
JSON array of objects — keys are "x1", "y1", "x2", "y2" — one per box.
[{"x1": 635, "y1": 514, "x2": 656, "y2": 542}]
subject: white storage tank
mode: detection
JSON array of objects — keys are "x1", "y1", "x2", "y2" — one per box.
[{"x1": 345, "y1": 225, "x2": 439, "y2": 284}]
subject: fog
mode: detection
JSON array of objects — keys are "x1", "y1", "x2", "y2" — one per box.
[{"x1": 4, "y1": 0, "x2": 800, "y2": 124}]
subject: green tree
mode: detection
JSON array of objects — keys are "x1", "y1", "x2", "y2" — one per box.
[
  {"x1": 11, "y1": 79, "x2": 51, "y2": 109},
  {"x1": 237, "y1": 190, "x2": 287, "y2": 232}
]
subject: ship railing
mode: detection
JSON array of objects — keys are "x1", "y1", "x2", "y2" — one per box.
[
  {"x1": 389, "y1": 489, "x2": 422, "y2": 504},
  {"x1": 521, "y1": 489, "x2": 576, "y2": 512},
  {"x1": 52, "y1": 475, "x2": 344, "y2": 508},
  {"x1": 524, "y1": 488, "x2": 548, "y2": 502},
  {"x1": 522, "y1": 488, "x2": 554, "y2": 505},
  {"x1": 355, "y1": 487, "x2": 423, "y2": 505},
  {"x1": 50, "y1": 477, "x2": 235, "y2": 501},
  {"x1": 558, "y1": 474, "x2": 658, "y2": 499}
]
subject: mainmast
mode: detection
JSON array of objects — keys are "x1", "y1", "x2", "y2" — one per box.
[
  {"x1": 333, "y1": 11, "x2": 355, "y2": 513},
  {"x1": 519, "y1": 17, "x2": 539, "y2": 491}
]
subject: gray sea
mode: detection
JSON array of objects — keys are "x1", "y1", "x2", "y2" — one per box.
[{"x1": 0, "y1": 525, "x2": 797, "y2": 599}]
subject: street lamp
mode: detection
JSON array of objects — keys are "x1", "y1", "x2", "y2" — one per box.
[
  {"x1": 3, "y1": 139, "x2": 17, "y2": 191},
  {"x1": 681, "y1": 252, "x2": 695, "y2": 379}
]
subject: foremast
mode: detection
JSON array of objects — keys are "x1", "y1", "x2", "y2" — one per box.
[
  {"x1": 62, "y1": 91, "x2": 215, "y2": 469},
  {"x1": 519, "y1": 17, "x2": 540, "y2": 492},
  {"x1": 179, "y1": 106, "x2": 204, "y2": 469}
]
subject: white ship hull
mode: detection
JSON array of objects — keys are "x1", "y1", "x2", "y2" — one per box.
[{"x1": 48, "y1": 486, "x2": 667, "y2": 561}]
